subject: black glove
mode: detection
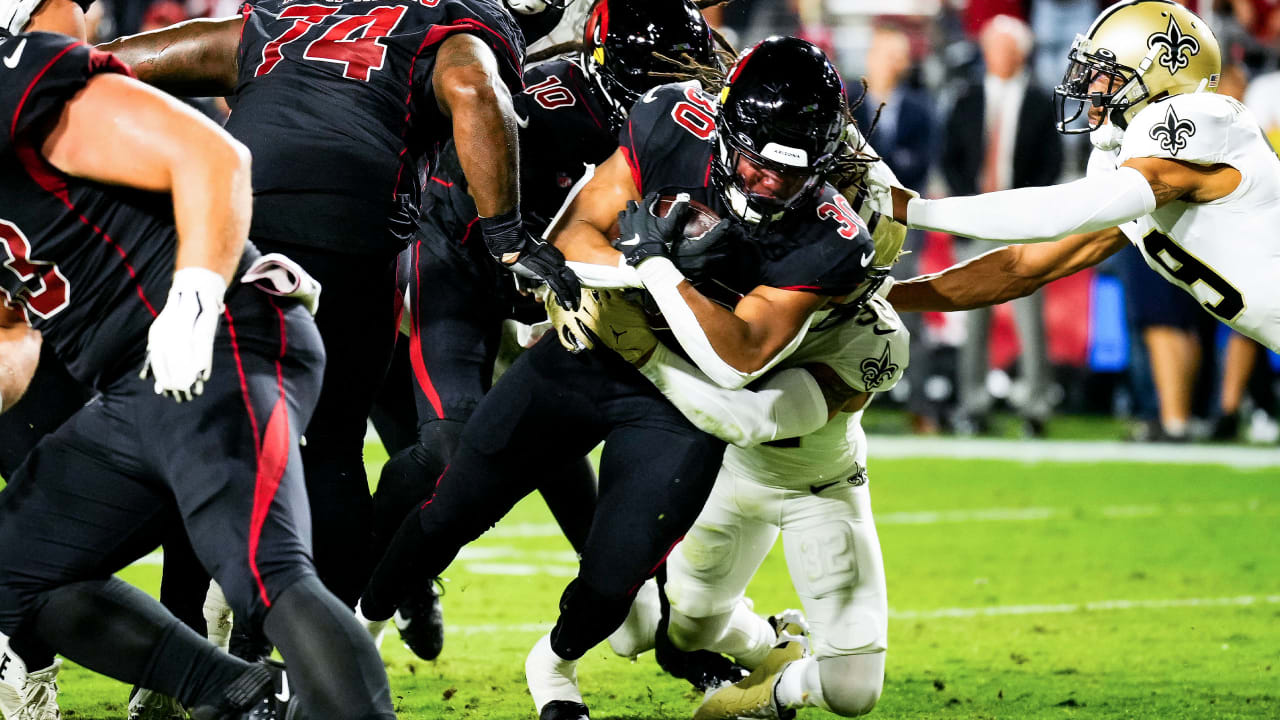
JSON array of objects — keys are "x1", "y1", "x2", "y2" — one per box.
[
  {"x1": 670, "y1": 218, "x2": 734, "y2": 281},
  {"x1": 480, "y1": 209, "x2": 581, "y2": 311},
  {"x1": 616, "y1": 192, "x2": 692, "y2": 267}
]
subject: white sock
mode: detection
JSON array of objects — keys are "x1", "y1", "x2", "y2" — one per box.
[
  {"x1": 775, "y1": 656, "x2": 828, "y2": 710},
  {"x1": 202, "y1": 581, "x2": 233, "y2": 653},
  {"x1": 718, "y1": 600, "x2": 777, "y2": 669},
  {"x1": 525, "y1": 633, "x2": 582, "y2": 711}
]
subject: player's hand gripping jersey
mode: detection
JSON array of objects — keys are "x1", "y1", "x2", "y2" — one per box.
[
  {"x1": 1095, "y1": 92, "x2": 1280, "y2": 351},
  {"x1": 229, "y1": 0, "x2": 524, "y2": 254},
  {"x1": 0, "y1": 33, "x2": 205, "y2": 387},
  {"x1": 618, "y1": 82, "x2": 876, "y2": 323}
]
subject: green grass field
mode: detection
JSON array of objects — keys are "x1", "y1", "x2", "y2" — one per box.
[{"x1": 33, "y1": 433, "x2": 1280, "y2": 719}]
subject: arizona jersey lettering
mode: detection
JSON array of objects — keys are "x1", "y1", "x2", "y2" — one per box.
[
  {"x1": 1094, "y1": 92, "x2": 1280, "y2": 351},
  {"x1": 0, "y1": 33, "x2": 190, "y2": 387},
  {"x1": 228, "y1": 0, "x2": 524, "y2": 254}
]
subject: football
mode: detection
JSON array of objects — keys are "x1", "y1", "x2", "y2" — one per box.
[{"x1": 607, "y1": 195, "x2": 722, "y2": 243}]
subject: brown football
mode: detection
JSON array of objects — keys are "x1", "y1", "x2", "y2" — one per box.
[{"x1": 608, "y1": 195, "x2": 722, "y2": 243}]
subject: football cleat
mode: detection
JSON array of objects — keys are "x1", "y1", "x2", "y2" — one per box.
[
  {"x1": 767, "y1": 609, "x2": 811, "y2": 648},
  {"x1": 188, "y1": 660, "x2": 293, "y2": 720},
  {"x1": 355, "y1": 600, "x2": 389, "y2": 651},
  {"x1": 129, "y1": 687, "x2": 190, "y2": 720},
  {"x1": 393, "y1": 579, "x2": 444, "y2": 661},
  {"x1": 526, "y1": 634, "x2": 585, "y2": 717},
  {"x1": 0, "y1": 658, "x2": 61, "y2": 720},
  {"x1": 693, "y1": 629, "x2": 808, "y2": 720}
]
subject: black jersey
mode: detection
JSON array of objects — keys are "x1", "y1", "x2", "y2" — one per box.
[
  {"x1": 227, "y1": 0, "x2": 524, "y2": 255},
  {"x1": 619, "y1": 82, "x2": 874, "y2": 302},
  {"x1": 421, "y1": 55, "x2": 616, "y2": 247},
  {"x1": 0, "y1": 33, "x2": 188, "y2": 388}
]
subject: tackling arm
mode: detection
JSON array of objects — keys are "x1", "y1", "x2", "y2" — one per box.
[
  {"x1": 99, "y1": 17, "x2": 242, "y2": 97},
  {"x1": 0, "y1": 306, "x2": 40, "y2": 415},
  {"x1": 637, "y1": 341, "x2": 868, "y2": 447},
  {"x1": 886, "y1": 226, "x2": 1129, "y2": 313}
]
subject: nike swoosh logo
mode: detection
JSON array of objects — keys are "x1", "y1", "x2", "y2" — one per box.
[
  {"x1": 618, "y1": 234, "x2": 640, "y2": 247},
  {"x1": 4, "y1": 39, "x2": 26, "y2": 69},
  {"x1": 513, "y1": 112, "x2": 530, "y2": 129},
  {"x1": 275, "y1": 672, "x2": 291, "y2": 703},
  {"x1": 872, "y1": 326, "x2": 895, "y2": 336},
  {"x1": 810, "y1": 480, "x2": 841, "y2": 495},
  {"x1": 641, "y1": 92, "x2": 659, "y2": 104},
  {"x1": 860, "y1": 251, "x2": 874, "y2": 267}
]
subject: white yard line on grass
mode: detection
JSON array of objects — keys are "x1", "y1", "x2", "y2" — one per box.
[{"x1": 868, "y1": 435, "x2": 1280, "y2": 468}]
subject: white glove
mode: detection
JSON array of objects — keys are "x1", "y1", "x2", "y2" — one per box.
[
  {"x1": 142, "y1": 267, "x2": 227, "y2": 402},
  {"x1": 240, "y1": 252, "x2": 322, "y2": 316}
]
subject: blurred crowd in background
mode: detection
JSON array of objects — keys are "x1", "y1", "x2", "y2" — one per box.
[{"x1": 85, "y1": 0, "x2": 1280, "y2": 444}]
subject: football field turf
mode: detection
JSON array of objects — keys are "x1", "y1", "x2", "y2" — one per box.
[{"x1": 42, "y1": 435, "x2": 1280, "y2": 719}]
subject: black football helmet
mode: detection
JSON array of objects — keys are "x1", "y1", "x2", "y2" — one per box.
[
  {"x1": 504, "y1": 0, "x2": 575, "y2": 46},
  {"x1": 582, "y1": 0, "x2": 717, "y2": 133},
  {"x1": 713, "y1": 36, "x2": 846, "y2": 224}
]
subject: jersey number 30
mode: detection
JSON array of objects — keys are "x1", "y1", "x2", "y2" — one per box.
[
  {"x1": 254, "y1": 4, "x2": 408, "y2": 82},
  {"x1": 0, "y1": 220, "x2": 69, "y2": 320}
]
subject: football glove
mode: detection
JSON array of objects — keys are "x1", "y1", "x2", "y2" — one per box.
[
  {"x1": 670, "y1": 218, "x2": 734, "y2": 283},
  {"x1": 617, "y1": 192, "x2": 691, "y2": 267},
  {"x1": 240, "y1": 252, "x2": 322, "y2": 316},
  {"x1": 141, "y1": 266, "x2": 226, "y2": 402},
  {"x1": 481, "y1": 209, "x2": 581, "y2": 311}
]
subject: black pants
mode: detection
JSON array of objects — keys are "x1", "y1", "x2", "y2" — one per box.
[
  {"x1": 254, "y1": 240, "x2": 400, "y2": 607},
  {"x1": 363, "y1": 336, "x2": 725, "y2": 660}
]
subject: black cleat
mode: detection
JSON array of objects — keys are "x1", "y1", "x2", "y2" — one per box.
[
  {"x1": 228, "y1": 622, "x2": 274, "y2": 663},
  {"x1": 189, "y1": 660, "x2": 295, "y2": 720},
  {"x1": 394, "y1": 578, "x2": 444, "y2": 660},
  {"x1": 539, "y1": 700, "x2": 590, "y2": 720}
]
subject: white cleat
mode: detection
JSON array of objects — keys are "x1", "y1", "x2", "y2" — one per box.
[
  {"x1": 525, "y1": 634, "x2": 588, "y2": 719},
  {"x1": 0, "y1": 657, "x2": 62, "y2": 720}
]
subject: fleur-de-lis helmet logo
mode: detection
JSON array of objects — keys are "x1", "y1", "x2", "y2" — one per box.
[
  {"x1": 860, "y1": 344, "x2": 899, "y2": 390},
  {"x1": 1148, "y1": 105, "x2": 1196, "y2": 156},
  {"x1": 1147, "y1": 13, "x2": 1200, "y2": 75}
]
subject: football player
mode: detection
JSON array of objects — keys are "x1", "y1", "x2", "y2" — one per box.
[
  {"x1": 875, "y1": 0, "x2": 1280, "y2": 354},
  {"x1": 99, "y1": 0, "x2": 578, "y2": 616},
  {"x1": 360, "y1": 37, "x2": 880, "y2": 720},
  {"x1": 0, "y1": 0, "x2": 395, "y2": 716},
  {"x1": 550, "y1": 276, "x2": 906, "y2": 719},
  {"x1": 367, "y1": 0, "x2": 721, "y2": 661}
]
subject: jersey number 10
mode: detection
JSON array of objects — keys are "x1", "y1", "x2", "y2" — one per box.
[{"x1": 253, "y1": 4, "x2": 409, "y2": 82}]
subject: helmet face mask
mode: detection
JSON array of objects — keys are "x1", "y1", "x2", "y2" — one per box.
[
  {"x1": 712, "y1": 36, "x2": 845, "y2": 225},
  {"x1": 1054, "y1": 1, "x2": 1221, "y2": 135}
]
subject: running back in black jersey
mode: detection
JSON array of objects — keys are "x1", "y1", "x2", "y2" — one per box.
[
  {"x1": 422, "y1": 55, "x2": 616, "y2": 245},
  {"x1": 0, "y1": 32, "x2": 190, "y2": 388},
  {"x1": 618, "y1": 82, "x2": 875, "y2": 303},
  {"x1": 227, "y1": 0, "x2": 524, "y2": 254}
]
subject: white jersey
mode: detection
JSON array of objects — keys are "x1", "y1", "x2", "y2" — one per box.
[
  {"x1": 721, "y1": 295, "x2": 909, "y2": 491},
  {"x1": 1090, "y1": 92, "x2": 1280, "y2": 351}
]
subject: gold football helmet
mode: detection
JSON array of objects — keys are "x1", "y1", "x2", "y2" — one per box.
[{"x1": 1056, "y1": 0, "x2": 1221, "y2": 133}]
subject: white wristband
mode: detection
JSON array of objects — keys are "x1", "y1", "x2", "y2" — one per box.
[
  {"x1": 172, "y1": 266, "x2": 229, "y2": 303},
  {"x1": 906, "y1": 166, "x2": 1156, "y2": 242}
]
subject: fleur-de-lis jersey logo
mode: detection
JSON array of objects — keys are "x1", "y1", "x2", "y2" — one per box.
[
  {"x1": 1147, "y1": 14, "x2": 1200, "y2": 75},
  {"x1": 859, "y1": 343, "x2": 899, "y2": 390},
  {"x1": 1148, "y1": 105, "x2": 1196, "y2": 156}
]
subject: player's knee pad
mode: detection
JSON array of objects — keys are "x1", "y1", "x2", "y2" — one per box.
[
  {"x1": 818, "y1": 652, "x2": 884, "y2": 717},
  {"x1": 666, "y1": 525, "x2": 741, "y2": 620}
]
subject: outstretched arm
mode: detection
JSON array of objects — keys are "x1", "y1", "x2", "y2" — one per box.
[
  {"x1": 890, "y1": 156, "x2": 1240, "y2": 243},
  {"x1": 0, "y1": 306, "x2": 40, "y2": 415},
  {"x1": 886, "y1": 226, "x2": 1129, "y2": 313},
  {"x1": 99, "y1": 17, "x2": 243, "y2": 97}
]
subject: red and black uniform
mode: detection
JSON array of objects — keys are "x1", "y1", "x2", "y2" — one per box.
[
  {"x1": 0, "y1": 33, "x2": 393, "y2": 719},
  {"x1": 371, "y1": 55, "x2": 614, "y2": 572},
  {"x1": 361, "y1": 81, "x2": 873, "y2": 661},
  {"x1": 225, "y1": 0, "x2": 524, "y2": 605}
]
